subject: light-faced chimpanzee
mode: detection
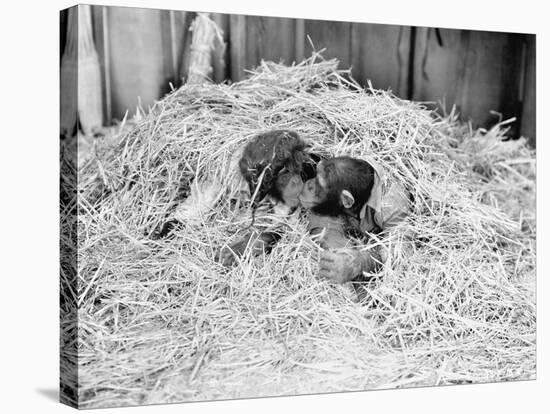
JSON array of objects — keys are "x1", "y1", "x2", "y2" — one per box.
[
  {"x1": 299, "y1": 156, "x2": 410, "y2": 284},
  {"x1": 239, "y1": 130, "x2": 318, "y2": 211},
  {"x1": 217, "y1": 129, "x2": 321, "y2": 266},
  {"x1": 152, "y1": 129, "x2": 319, "y2": 240}
]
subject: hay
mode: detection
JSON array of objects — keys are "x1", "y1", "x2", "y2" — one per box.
[{"x1": 65, "y1": 53, "x2": 536, "y2": 408}]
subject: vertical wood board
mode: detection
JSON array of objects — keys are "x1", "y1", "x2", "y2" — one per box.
[
  {"x1": 229, "y1": 14, "x2": 246, "y2": 82},
  {"x1": 350, "y1": 23, "x2": 410, "y2": 96},
  {"x1": 107, "y1": 7, "x2": 166, "y2": 119},
  {"x1": 211, "y1": 13, "x2": 230, "y2": 83},
  {"x1": 245, "y1": 16, "x2": 296, "y2": 70},
  {"x1": 304, "y1": 19, "x2": 352, "y2": 69},
  {"x1": 413, "y1": 28, "x2": 526, "y2": 134},
  {"x1": 520, "y1": 34, "x2": 536, "y2": 146}
]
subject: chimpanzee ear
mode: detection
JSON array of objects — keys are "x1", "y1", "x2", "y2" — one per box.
[{"x1": 340, "y1": 190, "x2": 355, "y2": 209}]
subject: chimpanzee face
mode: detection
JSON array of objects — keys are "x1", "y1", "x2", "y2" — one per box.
[
  {"x1": 299, "y1": 162, "x2": 329, "y2": 208},
  {"x1": 275, "y1": 169, "x2": 304, "y2": 208},
  {"x1": 239, "y1": 130, "x2": 309, "y2": 208},
  {"x1": 299, "y1": 159, "x2": 359, "y2": 216}
]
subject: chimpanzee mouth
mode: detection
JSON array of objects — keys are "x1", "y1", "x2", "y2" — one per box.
[{"x1": 298, "y1": 195, "x2": 314, "y2": 208}]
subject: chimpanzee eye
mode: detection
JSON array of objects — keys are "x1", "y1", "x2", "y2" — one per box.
[{"x1": 305, "y1": 179, "x2": 317, "y2": 195}]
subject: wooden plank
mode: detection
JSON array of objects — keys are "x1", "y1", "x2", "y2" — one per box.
[
  {"x1": 60, "y1": 6, "x2": 78, "y2": 136},
  {"x1": 211, "y1": 13, "x2": 229, "y2": 83},
  {"x1": 295, "y1": 19, "x2": 305, "y2": 63},
  {"x1": 169, "y1": 10, "x2": 179, "y2": 80},
  {"x1": 396, "y1": 26, "x2": 411, "y2": 96},
  {"x1": 229, "y1": 14, "x2": 246, "y2": 81},
  {"x1": 412, "y1": 27, "x2": 464, "y2": 111},
  {"x1": 245, "y1": 16, "x2": 296, "y2": 70},
  {"x1": 350, "y1": 22, "x2": 360, "y2": 81},
  {"x1": 304, "y1": 19, "x2": 352, "y2": 69},
  {"x1": 102, "y1": 6, "x2": 112, "y2": 125},
  {"x1": 91, "y1": 5, "x2": 112, "y2": 125},
  {"x1": 458, "y1": 31, "x2": 521, "y2": 130},
  {"x1": 169, "y1": 10, "x2": 190, "y2": 85},
  {"x1": 177, "y1": 12, "x2": 195, "y2": 84},
  {"x1": 160, "y1": 10, "x2": 177, "y2": 85},
  {"x1": 160, "y1": 9, "x2": 197, "y2": 89},
  {"x1": 412, "y1": 28, "x2": 525, "y2": 135},
  {"x1": 60, "y1": 9, "x2": 68, "y2": 61},
  {"x1": 159, "y1": 9, "x2": 180, "y2": 93},
  {"x1": 498, "y1": 33, "x2": 524, "y2": 137},
  {"x1": 350, "y1": 22, "x2": 410, "y2": 97},
  {"x1": 76, "y1": 5, "x2": 103, "y2": 135},
  {"x1": 106, "y1": 6, "x2": 166, "y2": 119},
  {"x1": 454, "y1": 30, "x2": 471, "y2": 115},
  {"x1": 406, "y1": 26, "x2": 418, "y2": 99},
  {"x1": 520, "y1": 34, "x2": 536, "y2": 146}
]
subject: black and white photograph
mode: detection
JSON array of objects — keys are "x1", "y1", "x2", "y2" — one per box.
[{"x1": 58, "y1": 2, "x2": 537, "y2": 410}]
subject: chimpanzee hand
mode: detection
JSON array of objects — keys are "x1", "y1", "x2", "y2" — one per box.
[{"x1": 319, "y1": 249, "x2": 363, "y2": 284}]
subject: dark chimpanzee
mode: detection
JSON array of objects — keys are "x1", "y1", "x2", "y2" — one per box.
[
  {"x1": 299, "y1": 156, "x2": 410, "y2": 284},
  {"x1": 217, "y1": 129, "x2": 320, "y2": 265}
]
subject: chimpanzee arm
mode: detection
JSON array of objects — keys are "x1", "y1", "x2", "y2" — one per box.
[
  {"x1": 307, "y1": 212, "x2": 350, "y2": 249},
  {"x1": 307, "y1": 211, "x2": 385, "y2": 283},
  {"x1": 319, "y1": 245, "x2": 386, "y2": 284},
  {"x1": 216, "y1": 198, "x2": 294, "y2": 266},
  {"x1": 217, "y1": 230, "x2": 282, "y2": 266},
  {"x1": 318, "y1": 181, "x2": 409, "y2": 282}
]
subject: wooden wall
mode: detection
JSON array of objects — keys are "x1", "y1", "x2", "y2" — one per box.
[
  {"x1": 62, "y1": 6, "x2": 536, "y2": 145},
  {"x1": 411, "y1": 28, "x2": 529, "y2": 137}
]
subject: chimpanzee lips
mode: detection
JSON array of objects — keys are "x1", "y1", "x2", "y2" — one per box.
[{"x1": 298, "y1": 195, "x2": 315, "y2": 208}]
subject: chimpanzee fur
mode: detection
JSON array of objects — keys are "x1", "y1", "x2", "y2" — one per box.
[
  {"x1": 310, "y1": 157, "x2": 376, "y2": 218},
  {"x1": 239, "y1": 130, "x2": 318, "y2": 207}
]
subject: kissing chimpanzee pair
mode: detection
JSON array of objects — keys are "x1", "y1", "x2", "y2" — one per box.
[{"x1": 217, "y1": 129, "x2": 410, "y2": 284}]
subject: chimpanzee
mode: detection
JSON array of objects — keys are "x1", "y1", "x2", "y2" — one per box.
[
  {"x1": 299, "y1": 156, "x2": 410, "y2": 284},
  {"x1": 216, "y1": 130, "x2": 321, "y2": 265},
  {"x1": 239, "y1": 130, "x2": 318, "y2": 211},
  {"x1": 153, "y1": 129, "x2": 319, "y2": 240}
]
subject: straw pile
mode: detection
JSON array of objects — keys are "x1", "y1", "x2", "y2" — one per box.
[{"x1": 64, "y1": 53, "x2": 536, "y2": 408}]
